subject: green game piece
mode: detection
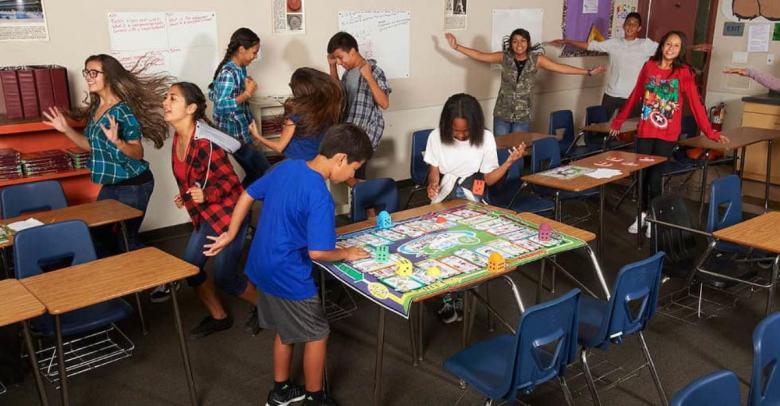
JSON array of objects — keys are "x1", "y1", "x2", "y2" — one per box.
[{"x1": 375, "y1": 245, "x2": 389, "y2": 263}]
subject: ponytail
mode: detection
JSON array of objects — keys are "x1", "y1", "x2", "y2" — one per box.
[{"x1": 209, "y1": 27, "x2": 260, "y2": 89}]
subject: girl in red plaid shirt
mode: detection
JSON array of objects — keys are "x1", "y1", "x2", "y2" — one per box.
[{"x1": 163, "y1": 82, "x2": 260, "y2": 339}]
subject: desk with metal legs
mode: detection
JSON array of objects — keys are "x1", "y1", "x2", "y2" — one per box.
[{"x1": 19, "y1": 248, "x2": 199, "y2": 406}]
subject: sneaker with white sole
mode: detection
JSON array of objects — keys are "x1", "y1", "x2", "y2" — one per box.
[
  {"x1": 149, "y1": 282, "x2": 180, "y2": 303},
  {"x1": 628, "y1": 212, "x2": 647, "y2": 234},
  {"x1": 266, "y1": 382, "x2": 306, "y2": 406}
]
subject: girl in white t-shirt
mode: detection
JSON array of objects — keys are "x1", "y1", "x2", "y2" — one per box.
[
  {"x1": 424, "y1": 93, "x2": 525, "y2": 324},
  {"x1": 425, "y1": 93, "x2": 525, "y2": 205}
]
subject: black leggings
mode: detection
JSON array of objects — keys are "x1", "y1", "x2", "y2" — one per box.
[{"x1": 636, "y1": 138, "x2": 676, "y2": 210}]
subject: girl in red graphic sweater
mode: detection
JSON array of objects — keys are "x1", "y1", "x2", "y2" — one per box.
[{"x1": 611, "y1": 30, "x2": 730, "y2": 236}]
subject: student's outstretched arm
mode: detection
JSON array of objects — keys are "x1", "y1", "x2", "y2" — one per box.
[
  {"x1": 549, "y1": 38, "x2": 590, "y2": 50},
  {"x1": 445, "y1": 33, "x2": 503, "y2": 64},
  {"x1": 309, "y1": 246, "x2": 369, "y2": 262},
  {"x1": 249, "y1": 119, "x2": 294, "y2": 154},
  {"x1": 42, "y1": 107, "x2": 91, "y2": 151},
  {"x1": 537, "y1": 55, "x2": 606, "y2": 76},
  {"x1": 203, "y1": 191, "x2": 254, "y2": 256}
]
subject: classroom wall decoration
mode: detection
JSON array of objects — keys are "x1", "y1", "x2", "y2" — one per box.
[
  {"x1": 273, "y1": 0, "x2": 306, "y2": 34},
  {"x1": 107, "y1": 11, "x2": 218, "y2": 91},
  {"x1": 0, "y1": 0, "x2": 49, "y2": 41},
  {"x1": 444, "y1": 0, "x2": 467, "y2": 31},
  {"x1": 612, "y1": 2, "x2": 637, "y2": 39},
  {"x1": 337, "y1": 11, "x2": 411, "y2": 79},
  {"x1": 560, "y1": 0, "x2": 612, "y2": 57},
  {"x1": 722, "y1": 0, "x2": 779, "y2": 22}
]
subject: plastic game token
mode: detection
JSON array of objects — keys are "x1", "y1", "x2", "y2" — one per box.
[
  {"x1": 606, "y1": 157, "x2": 624, "y2": 162},
  {"x1": 639, "y1": 157, "x2": 656, "y2": 162},
  {"x1": 426, "y1": 267, "x2": 441, "y2": 277},
  {"x1": 436, "y1": 216, "x2": 446, "y2": 224},
  {"x1": 593, "y1": 161, "x2": 613, "y2": 167},
  {"x1": 621, "y1": 162, "x2": 638, "y2": 167},
  {"x1": 395, "y1": 259, "x2": 413, "y2": 277}
]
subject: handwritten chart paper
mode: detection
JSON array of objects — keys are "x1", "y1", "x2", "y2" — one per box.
[{"x1": 338, "y1": 11, "x2": 411, "y2": 79}]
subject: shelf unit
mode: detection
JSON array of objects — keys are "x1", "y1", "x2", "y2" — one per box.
[{"x1": 0, "y1": 115, "x2": 99, "y2": 204}]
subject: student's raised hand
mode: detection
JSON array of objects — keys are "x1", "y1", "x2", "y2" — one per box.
[
  {"x1": 187, "y1": 186, "x2": 205, "y2": 204},
  {"x1": 691, "y1": 43, "x2": 713, "y2": 52},
  {"x1": 358, "y1": 59, "x2": 372, "y2": 77},
  {"x1": 203, "y1": 233, "x2": 233, "y2": 257},
  {"x1": 507, "y1": 143, "x2": 526, "y2": 163},
  {"x1": 589, "y1": 65, "x2": 607, "y2": 76},
  {"x1": 717, "y1": 133, "x2": 731, "y2": 144},
  {"x1": 344, "y1": 246, "x2": 370, "y2": 261},
  {"x1": 609, "y1": 128, "x2": 620, "y2": 138},
  {"x1": 427, "y1": 181, "x2": 440, "y2": 200},
  {"x1": 723, "y1": 67, "x2": 749, "y2": 77},
  {"x1": 248, "y1": 120, "x2": 260, "y2": 137},
  {"x1": 174, "y1": 194, "x2": 184, "y2": 209},
  {"x1": 100, "y1": 115, "x2": 121, "y2": 145},
  {"x1": 327, "y1": 53, "x2": 337, "y2": 66},
  {"x1": 244, "y1": 77, "x2": 258, "y2": 96},
  {"x1": 444, "y1": 33, "x2": 459, "y2": 50},
  {"x1": 42, "y1": 107, "x2": 71, "y2": 133}
]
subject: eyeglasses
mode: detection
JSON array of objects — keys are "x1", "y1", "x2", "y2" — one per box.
[{"x1": 81, "y1": 69, "x2": 104, "y2": 79}]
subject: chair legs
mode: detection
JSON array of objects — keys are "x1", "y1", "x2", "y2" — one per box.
[
  {"x1": 580, "y1": 349, "x2": 602, "y2": 405},
  {"x1": 559, "y1": 376, "x2": 575, "y2": 406},
  {"x1": 638, "y1": 332, "x2": 668, "y2": 406}
]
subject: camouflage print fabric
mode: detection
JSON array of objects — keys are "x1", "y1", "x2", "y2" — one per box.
[{"x1": 493, "y1": 51, "x2": 538, "y2": 123}]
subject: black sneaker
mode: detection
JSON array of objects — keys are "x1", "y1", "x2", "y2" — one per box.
[
  {"x1": 188, "y1": 315, "x2": 233, "y2": 339},
  {"x1": 302, "y1": 391, "x2": 337, "y2": 406},
  {"x1": 245, "y1": 306, "x2": 262, "y2": 336},
  {"x1": 437, "y1": 301, "x2": 460, "y2": 324},
  {"x1": 266, "y1": 382, "x2": 306, "y2": 406},
  {"x1": 149, "y1": 282, "x2": 180, "y2": 303}
]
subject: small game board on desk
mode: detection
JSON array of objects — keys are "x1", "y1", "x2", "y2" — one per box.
[{"x1": 316, "y1": 204, "x2": 586, "y2": 318}]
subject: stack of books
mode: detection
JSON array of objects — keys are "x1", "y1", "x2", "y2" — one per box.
[
  {"x1": 66, "y1": 147, "x2": 90, "y2": 169},
  {"x1": 0, "y1": 148, "x2": 22, "y2": 180},
  {"x1": 21, "y1": 149, "x2": 72, "y2": 176}
]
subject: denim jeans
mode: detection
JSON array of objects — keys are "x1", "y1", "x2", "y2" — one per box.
[
  {"x1": 493, "y1": 117, "x2": 530, "y2": 137},
  {"x1": 234, "y1": 143, "x2": 271, "y2": 187},
  {"x1": 184, "y1": 218, "x2": 249, "y2": 296},
  {"x1": 95, "y1": 175, "x2": 154, "y2": 254}
]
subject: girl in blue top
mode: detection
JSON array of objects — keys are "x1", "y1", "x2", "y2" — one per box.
[
  {"x1": 249, "y1": 67, "x2": 343, "y2": 161},
  {"x1": 209, "y1": 27, "x2": 269, "y2": 186},
  {"x1": 43, "y1": 54, "x2": 169, "y2": 252}
]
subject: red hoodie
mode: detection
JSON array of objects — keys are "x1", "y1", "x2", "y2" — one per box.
[{"x1": 612, "y1": 60, "x2": 720, "y2": 142}]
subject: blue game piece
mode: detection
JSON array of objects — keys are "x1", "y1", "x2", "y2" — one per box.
[{"x1": 377, "y1": 210, "x2": 393, "y2": 229}]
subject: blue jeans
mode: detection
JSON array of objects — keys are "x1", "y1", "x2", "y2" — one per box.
[
  {"x1": 96, "y1": 174, "x2": 154, "y2": 253},
  {"x1": 234, "y1": 143, "x2": 271, "y2": 187},
  {"x1": 184, "y1": 218, "x2": 249, "y2": 296},
  {"x1": 493, "y1": 117, "x2": 530, "y2": 137}
]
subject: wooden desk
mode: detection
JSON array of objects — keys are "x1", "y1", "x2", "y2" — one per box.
[
  {"x1": 0, "y1": 279, "x2": 49, "y2": 405},
  {"x1": 495, "y1": 131, "x2": 552, "y2": 151},
  {"x1": 523, "y1": 151, "x2": 667, "y2": 255},
  {"x1": 21, "y1": 248, "x2": 199, "y2": 406},
  {"x1": 334, "y1": 200, "x2": 606, "y2": 406},
  {"x1": 678, "y1": 127, "x2": 780, "y2": 216}
]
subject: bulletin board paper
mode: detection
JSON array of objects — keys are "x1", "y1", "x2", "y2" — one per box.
[
  {"x1": 560, "y1": 0, "x2": 612, "y2": 57},
  {"x1": 338, "y1": 11, "x2": 411, "y2": 79}
]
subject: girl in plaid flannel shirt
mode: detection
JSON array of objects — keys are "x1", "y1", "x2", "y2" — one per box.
[{"x1": 164, "y1": 82, "x2": 260, "y2": 339}]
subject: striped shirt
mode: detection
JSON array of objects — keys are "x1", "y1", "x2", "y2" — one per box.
[
  {"x1": 85, "y1": 101, "x2": 149, "y2": 185},
  {"x1": 341, "y1": 59, "x2": 391, "y2": 150},
  {"x1": 209, "y1": 61, "x2": 254, "y2": 144}
]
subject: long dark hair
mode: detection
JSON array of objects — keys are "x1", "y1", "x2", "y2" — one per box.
[
  {"x1": 71, "y1": 54, "x2": 171, "y2": 149},
  {"x1": 171, "y1": 82, "x2": 214, "y2": 127},
  {"x1": 439, "y1": 93, "x2": 485, "y2": 147},
  {"x1": 502, "y1": 28, "x2": 544, "y2": 56},
  {"x1": 651, "y1": 31, "x2": 690, "y2": 74},
  {"x1": 283, "y1": 68, "x2": 343, "y2": 136},
  {"x1": 209, "y1": 28, "x2": 260, "y2": 89}
]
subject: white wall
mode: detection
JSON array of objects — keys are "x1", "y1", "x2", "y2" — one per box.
[{"x1": 1, "y1": 0, "x2": 615, "y2": 230}]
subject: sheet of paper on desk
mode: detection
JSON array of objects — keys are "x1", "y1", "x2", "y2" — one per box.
[
  {"x1": 585, "y1": 168, "x2": 623, "y2": 179},
  {"x1": 7, "y1": 218, "x2": 44, "y2": 232}
]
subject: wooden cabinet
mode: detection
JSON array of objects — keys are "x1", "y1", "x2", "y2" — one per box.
[
  {"x1": 741, "y1": 102, "x2": 780, "y2": 185},
  {"x1": 0, "y1": 115, "x2": 99, "y2": 204}
]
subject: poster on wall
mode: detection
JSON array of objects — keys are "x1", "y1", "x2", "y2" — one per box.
[
  {"x1": 0, "y1": 0, "x2": 49, "y2": 41},
  {"x1": 273, "y1": 0, "x2": 305, "y2": 34},
  {"x1": 722, "y1": 0, "x2": 780, "y2": 22},
  {"x1": 107, "y1": 11, "x2": 218, "y2": 91},
  {"x1": 612, "y1": 3, "x2": 637, "y2": 39},
  {"x1": 338, "y1": 11, "x2": 410, "y2": 79},
  {"x1": 560, "y1": 0, "x2": 612, "y2": 57},
  {"x1": 444, "y1": 0, "x2": 467, "y2": 31}
]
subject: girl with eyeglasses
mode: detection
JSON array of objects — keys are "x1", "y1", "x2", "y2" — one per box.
[{"x1": 42, "y1": 54, "x2": 169, "y2": 254}]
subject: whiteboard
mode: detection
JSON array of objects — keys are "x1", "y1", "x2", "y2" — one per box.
[
  {"x1": 337, "y1": 11, "x2": 411, "y2": 79},
  {"x1": 491, "y1": 9, "x2": 544, "y2": 53},
  {"x1": 107, "y1": 11, "x2": 218, "y2": 91}
]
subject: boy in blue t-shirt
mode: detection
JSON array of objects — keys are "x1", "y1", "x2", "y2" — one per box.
[{"x1": 204, "y1": 123, "x2": 373, "y2": 406}]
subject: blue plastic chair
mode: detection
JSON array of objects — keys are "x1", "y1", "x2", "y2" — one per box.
[
  {"x1": 444, "y1": 284, "x2": 580, "y2": 405},
  {"x1": 14, "y1": 220, "x2": 133, "y2": 337},
  {"x1": 750, "y1": 312, "x2": 780, "y2": 406},
  {"x1": 671, "y1": 370, "x2": 740, "y2": 406},
  {"x1": 0, "y1": 180, "x2": 67, "y2": 219},
  {"x1": 403, "y1": 129, "x2": 432, "y2": 208},
  {"x1": 351, "y1": 178, "x2": 399, "y2": 223},
  {"x1": 488, "y1": 149, "x2": 554, "y2": 214},
  {"x1": 549, "y1": 110, "x2": 593, "y2": 159},
  {"x1": 578, "y1": 252, "x2": 668, "y2": 406}
]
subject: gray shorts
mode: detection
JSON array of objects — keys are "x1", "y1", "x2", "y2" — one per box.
[{"x1": 256, "y1": 291, "x2": 330, "y2": 344}]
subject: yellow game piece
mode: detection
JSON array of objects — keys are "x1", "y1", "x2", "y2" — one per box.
[
  {"x1": 395, "y1": 258, "x2": 413, "y2": 277},
  {"x1": 426, "y1": 267, "x2": 441, "y2": 277},
  {"x1": 487, "y1": 252, "x2": 506, "y2": 273}
]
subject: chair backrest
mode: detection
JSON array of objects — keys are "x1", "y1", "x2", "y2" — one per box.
[
  {"x1": 584, "y1": 105, "x2": 609, "y2": 147},
  {"x1": 0, "y1": 180, "x2": 67, "y2": 219},
  {"x1": 598, "y1": 252, "x2": 665, "y2": 342},
  {"x1": 13, "y1": 220, "x2": 96, "y2": 279},
  {"x1": 549, "y1": 110, "x2": 575, "y2": 153},
  {"x1": 351, "y1": 178, "x2": 400, "y2": 223},
  {"x1": 410, "y1": 129, "x2": 432, "y2": 186},
  {"x1": 508, "y1": 288, "x2": 581, "y2": 398},
  {"x1": 531, "y1": 137, "x2": 561, "y2": 173},
  {"x1": 706, "y1": 175, "x2": 742, "y2": 234},
  {"x1": 671, "y1": 370, "x2": 740, "y2": 406},
  {"x1": 487, "y1": 149, "x2": 523, "y2": 208},
  {"x1": 750, "y1": 312, "x2": 780, "y2": 406},
  {"x1": 650, "y1": 195, "x2": 698, "y2": 279}
]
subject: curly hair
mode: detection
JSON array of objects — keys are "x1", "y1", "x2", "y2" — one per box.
[
  {"x1": 71, "y1": 54, "x2": 172, "y2": 149},
  {"x1": 283, "y1": 67, "x2": 343, "y2": 135}
]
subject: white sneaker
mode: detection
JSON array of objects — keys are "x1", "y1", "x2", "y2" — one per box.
[
  {"x1": 627, "y1": 212, "x2": 647, "y2": 234},
  {"x1": 645, "y1": 222, "x2": 652, "y2": 239}
]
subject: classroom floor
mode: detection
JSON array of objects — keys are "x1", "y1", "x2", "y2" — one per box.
[{"x1": 2, "y1": 169, "x2": 777, "y2": 406}]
